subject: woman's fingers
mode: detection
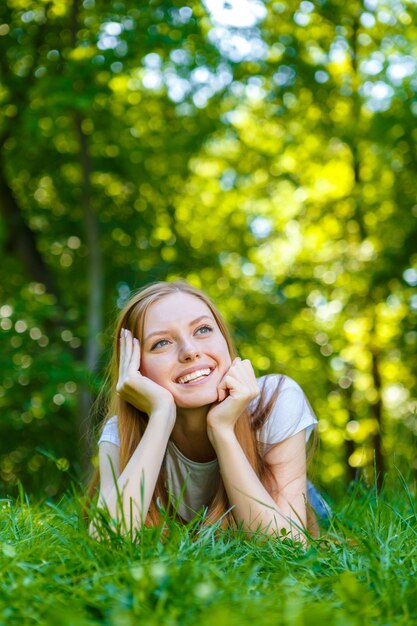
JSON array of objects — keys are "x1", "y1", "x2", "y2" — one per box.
[
  {"x1": 130, "y1": 336, "x2": 141, "y2": 372},
  {"x1": 119, "y1": 329, "x2": 141, "y2": 381},
  {"x1": 216, "y1": 358, "x2": 259, "y2": 402},
  {"x1": 217, "y1": 377, "x2": 228, "y2": 402},
  {"x1": 217, "y1": 371, "x2": 242, "y2": 402},
  {"x1": 119, "y1": 329, "x2": 132, "y2": 376},
  {"x1": 119, "y1": 328, "x2": 126, "y2": 378},
  {"x1": 216, "y1": 359, "x2": 238, "y2": 401}
]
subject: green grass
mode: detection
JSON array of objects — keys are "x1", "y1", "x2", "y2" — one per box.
[{"x1": 1, "y1": 479, "x2": 416, "y2": 626}]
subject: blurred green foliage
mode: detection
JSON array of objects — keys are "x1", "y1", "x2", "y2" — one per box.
[{"x1": 0, "y1": 0, "x2": 416, "y2": 498}]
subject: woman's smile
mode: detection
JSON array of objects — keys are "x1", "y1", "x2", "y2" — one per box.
[{"x1": 176, "y1": 366, "x2": 215, "y2": 385}]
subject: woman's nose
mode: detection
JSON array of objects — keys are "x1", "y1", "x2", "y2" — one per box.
[{"x1": 178, "y1": 339, "x2": 200, "y2": 361}]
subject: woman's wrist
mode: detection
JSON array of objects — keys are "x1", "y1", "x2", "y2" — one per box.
[
  {"x1": 207, "y1": 422, "x2": 236, "y2": 448},
  {"x1": 149, "y1": 404, "x2": 176, "y2": 430}
]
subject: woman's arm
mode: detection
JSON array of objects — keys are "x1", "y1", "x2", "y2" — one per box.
[
  {"x1": 95, "y1": 407, "x2": 175, "y2": 532},
  {"x1": 263, "y1": 430, "x2": 307, "y2": 527},
  {"x1": 91, "y1": 329, "x2": 176, "y2": 534},
  {"x1": 207, "y1": 359, "x2": 307, "y2": 539},
  {"x1": 209, "y1": 428, "x2": 307, "y2": 539}
]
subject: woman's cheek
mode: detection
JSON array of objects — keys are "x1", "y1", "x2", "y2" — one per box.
[
  {"x1": 139, "y1": 358, "x2": 158, "y2": 381},
  {"x1": 144, "y1": 358, "x2": 173, "y2": 388}
]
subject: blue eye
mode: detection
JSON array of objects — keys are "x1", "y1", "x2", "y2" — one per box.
[
  {"x1": 195, "y1": 325, "x2": 213, "y2": 335},
  {"x1": 151, "y1": 339, "x2": 170, "y2": 350}
]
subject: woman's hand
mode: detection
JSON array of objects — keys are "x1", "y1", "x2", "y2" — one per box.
[
  {"x1": 116, "y1": 329, "x2": 176, "y2": 421},
  {"x1": 206, "y1": 357, "x2": 260, "y2": 440}
]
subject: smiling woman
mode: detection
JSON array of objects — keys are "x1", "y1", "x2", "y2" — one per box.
[
  {"x1": 88, "y1": 281, "x2": 330, "y2": 540},
  {"x1": 139, "y1": 293, "x2": 233, "y2": 412}
]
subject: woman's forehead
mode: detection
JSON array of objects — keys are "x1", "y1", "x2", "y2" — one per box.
[{"x1": 144, "y1": 292, "x2": 213, "y2": 329}]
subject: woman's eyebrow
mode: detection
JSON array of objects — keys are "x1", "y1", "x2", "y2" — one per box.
[{"x1": 144, "y1": 315, "x2": 213, "y2": 343}]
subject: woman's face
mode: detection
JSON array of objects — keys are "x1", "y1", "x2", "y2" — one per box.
[{"x1": 140, "y1": 292, "x2": 232, "y2": 409}]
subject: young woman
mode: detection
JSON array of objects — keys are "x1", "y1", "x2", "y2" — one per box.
[{"x1": 90, "y1": 281, "x2": 329, "y2": 539}]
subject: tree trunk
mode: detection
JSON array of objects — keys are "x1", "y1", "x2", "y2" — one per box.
[
  {"x1": 71, "y1": 0, "x2": 104, "y2": 475},
  {"x1": 342, "y1": 385, "x2": 359, "y2": 484},
  {"x1": 347, "y1": 13, "x2": 385, "y2": 489},
  {"x1": 0, "y1": 154, "x2": 58, "y2": 297},
  {"x1": 370, "y1": 348, "x2": 385, "y2": 491},
  {"x1": 75, "y1": 112, "x2": 104, "y2": 472}
]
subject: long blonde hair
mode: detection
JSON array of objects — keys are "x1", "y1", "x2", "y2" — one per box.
[{"x1": 89, "y1": 281, "x2": 317, "y2": 532}]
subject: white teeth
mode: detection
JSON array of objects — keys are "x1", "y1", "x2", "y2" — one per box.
[{"x1": 177, "y1": 368, "x2": 211, "y2": 384}]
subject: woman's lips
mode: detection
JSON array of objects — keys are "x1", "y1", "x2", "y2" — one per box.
[{"x1": 176, "y1": 367, "x2": 214, "y2": 385}]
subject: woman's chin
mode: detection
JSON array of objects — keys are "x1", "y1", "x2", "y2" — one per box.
[{"x1": 174, "y1": 386, "x2": 218, "y2": 409}]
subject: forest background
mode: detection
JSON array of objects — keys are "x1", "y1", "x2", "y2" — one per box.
[{"x1": 0, "y1": 0, "x2": 416, "y2": 501}]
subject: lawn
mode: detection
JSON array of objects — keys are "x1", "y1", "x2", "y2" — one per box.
[{"x1": 1, "y1": 479, "x2": 416, "y2": 626}]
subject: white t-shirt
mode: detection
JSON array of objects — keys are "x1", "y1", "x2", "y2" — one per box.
[{"x1": 98, "y1": 374, "x2": 317, "y2": 521}]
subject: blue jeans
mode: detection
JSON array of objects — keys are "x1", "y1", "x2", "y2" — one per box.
[{"x1": 307, "y1": 480, "x2": 332, "y2": 523}]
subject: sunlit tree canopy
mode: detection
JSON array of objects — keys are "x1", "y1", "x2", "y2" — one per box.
[{"x1": 1, "y1": 0, "x2": 416, "y2": 497}]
